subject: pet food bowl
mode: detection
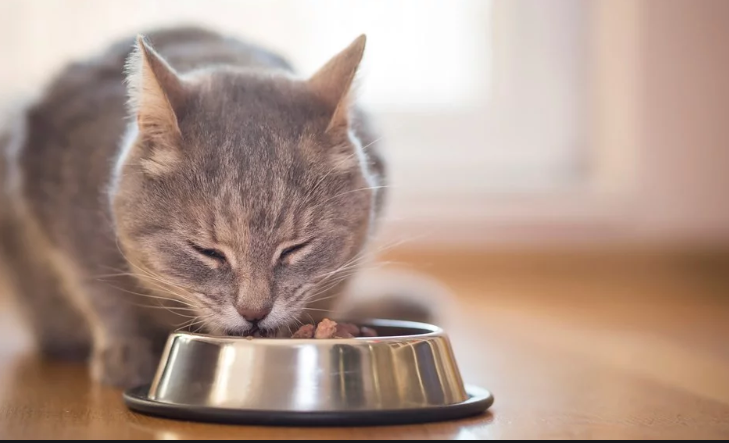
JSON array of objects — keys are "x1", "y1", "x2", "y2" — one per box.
[{"x1": 123, "y1": 319, "x2": 494, "y2": 426}]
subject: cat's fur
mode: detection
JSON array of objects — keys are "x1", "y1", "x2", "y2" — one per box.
[{"x1": 0, "y1": 26, "x2": 435, "y2": 388}]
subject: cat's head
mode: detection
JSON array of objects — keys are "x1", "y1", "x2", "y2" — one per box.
[{"x1": 111, "y1": 34, "x2": 381, "y2": 336}]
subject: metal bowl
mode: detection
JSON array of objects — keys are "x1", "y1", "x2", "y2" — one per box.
[{"x1": 124, "y1": 319, "x2": 494, "y2": 426}]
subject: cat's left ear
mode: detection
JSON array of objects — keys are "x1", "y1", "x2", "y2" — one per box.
[
  {"x1": 308, "y1": 34, "x2": 366, "y2": 133},
  {"x1": 124, "y1": 35, "x2": 186, "y2": 144}
]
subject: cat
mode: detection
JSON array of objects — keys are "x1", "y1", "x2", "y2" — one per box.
[{"x1": 0, "y1": 26, "x2": 441, "y2": 389}]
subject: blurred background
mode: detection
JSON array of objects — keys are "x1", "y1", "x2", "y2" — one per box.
[{"x1": 1, "y1": 0, "x2": 728, "y2": 251}]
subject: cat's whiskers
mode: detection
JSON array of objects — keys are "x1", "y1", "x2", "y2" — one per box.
[
  {"x1": 301, "y1": 307, "x2": 340, "y2": 314},
  {"x1": 99, "y1": 282, "x2": 200, "y2": 319},
  {"x1": 307, "y1": 255, "x2": 378, "y2": 295},
  {"x1": 304, "y1": 136, "x2": 384, "y2": 204},
  {"x1": 360, "y1": 136, "x2": 384, "y2": 152},
  {"x1": 130, "y1": 303, "x2": 198, "y2": 313},
  {"x1": 175, "y1": 318, "x2": 196, "y2": 330},
  {"x1": 306, "y1": 289, "x2": 347, "y2": 307},
  {"x1": 105, "y1": 258, "x2": 203, "y2": 315},
  {"x1": 192, "y1": 321, "x2": 209, "y2": 334},
  {"x1": 313, "y1": 247, "x2": 373, "y2": 281},
  {"x1": 308, "y1": 269, "x2": 360, "y2": 299},
  {"x1": 137, "y1": 277, "x2": 198, "y2": 305},
  {"x1": 175, "y1": 312, "x2": 215, "y2": 332},
  {"x1": 123, "y1": 275, "x2": 198, "y2": 307},
  {"x1": 304, "y1": 260, "x2": 394, "y2": 307},
  {"x1": 306, "y1": 167, "x2": 338, "y2": 202},
  {"x1": 311, "y1": 235, "x2": 427, "y2": 288},
  {"x1": 135, "y1": 268, "x2": 196, "y2": 301},
  {"x1": 305, "y1": 251, "x2": 379, "y2": 298},
  {"x1": 113, "y1": 236, "x2": 195, "y2": 296},
  {"x1": 95, "y1": 269, "x2": 198, "y2": 306},
  {"x1": 92, "y1": 268, "x2": 198, "y2": 312},
  {"x1": 316, "y1": 185, "x2": 391, "y2": 208},
  {"x1": 304, "y1": 312, "x2": 316, "y2": 326},
  {"x1": 289, "y1": 236, "x2": 421, "y2": 323}
]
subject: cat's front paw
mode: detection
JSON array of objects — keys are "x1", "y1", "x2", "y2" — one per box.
[{"x1": 90, "y1": 339, "x2": 158, "y2": 389}]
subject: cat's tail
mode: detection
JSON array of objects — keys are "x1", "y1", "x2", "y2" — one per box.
[{"x1": 334, "y1": 266, "x2": 455, "y2": 326}]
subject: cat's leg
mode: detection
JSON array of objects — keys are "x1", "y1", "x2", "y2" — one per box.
[
  {"x1": 87, "y1": 301, "x2": 167, "y2": 389},
  {"x1": 3, "y1": 208, "x2": 171, "y2": 387},
  {"x1": 61, "y1": 272, "x2": 172, "y2": 389},
  {"x1": 0, "y1": 215, "x2": 92, "y2": 360}
]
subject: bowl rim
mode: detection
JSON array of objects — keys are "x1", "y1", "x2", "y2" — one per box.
[{"x1": 168, "y1": 318, "x2": 446, "y2": 345}]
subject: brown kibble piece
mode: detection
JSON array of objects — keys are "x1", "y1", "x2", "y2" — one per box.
[
  {"x1": 336, "y1": 323, "x2": 360, "y2": 337},
  {"x1": 285, "y1": 318, "x2": 379, "y2": 339},
  {"x1": 291, "y1": 324, "x2": 315, "y2": 339},
  {"x1": 314, "y1": 318, "x2": 339, "y2": 339}
]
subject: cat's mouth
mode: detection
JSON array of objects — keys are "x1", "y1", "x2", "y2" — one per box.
[{"x1": 227, "y1": 325, "x2": 276, "y2": 338}]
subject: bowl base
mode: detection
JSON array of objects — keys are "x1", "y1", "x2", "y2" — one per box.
[{"x1": 123, "y1": 385, "x2": 494, "y2": 427}]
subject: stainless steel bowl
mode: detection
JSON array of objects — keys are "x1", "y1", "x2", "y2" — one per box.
[{"x1": 124, "y1": 319, "x2": 493, "y2": 426}]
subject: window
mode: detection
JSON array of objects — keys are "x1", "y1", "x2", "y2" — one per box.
[{"x1": 1, "y1": 0, "x2": 616, "y2": 244}]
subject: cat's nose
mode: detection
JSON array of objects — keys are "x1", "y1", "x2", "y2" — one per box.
[{"x1": 237, "y1": 306, "x2": 271, "y2": 323}]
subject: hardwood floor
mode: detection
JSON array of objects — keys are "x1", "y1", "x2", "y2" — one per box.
[{"x1": 0, "y1": 247, "x2": 728, "y2": 439}]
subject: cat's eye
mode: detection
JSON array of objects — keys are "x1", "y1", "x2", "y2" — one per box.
[
  {"x1": 189, "y1": 242, "x2": 227, "y2": 264},
  {"x1": 277, "y1": 240, "x2": 312, "y2": 264}
]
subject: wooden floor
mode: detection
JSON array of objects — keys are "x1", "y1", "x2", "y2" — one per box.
[{"x1": 0, "y1": 247, "x2": 728, "y2": 439}]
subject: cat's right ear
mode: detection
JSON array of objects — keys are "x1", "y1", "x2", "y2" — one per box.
[{"x1": 124, "y1": 35, "x2": 186, "y2": 146}]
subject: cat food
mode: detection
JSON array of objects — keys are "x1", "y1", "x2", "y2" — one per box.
[
  {"x1": 314, "y1": 318, "x2": 339, "y2": 339},
  {"x1": 291, "y1": 324, "x2": 315, "y2": 339},
  {"x1": 291, "y1": 318, "x2": 378, "y2": 339}
]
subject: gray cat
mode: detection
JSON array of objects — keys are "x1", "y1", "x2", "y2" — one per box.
[{"x1": 0, "y1": 26, "x2": 436, "y2": 388}]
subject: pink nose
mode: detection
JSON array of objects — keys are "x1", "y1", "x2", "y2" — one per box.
[{"x1": 237, "y1": 307, "x2": 271, "y2": 323}]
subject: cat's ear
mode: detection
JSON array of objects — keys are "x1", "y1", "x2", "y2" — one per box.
[
  {"x1": 308, "y1": 34, "x2": 366, "y2": 133},
  {"x1": 124, "y1": 35, "x2": 185, "y2": 144}
]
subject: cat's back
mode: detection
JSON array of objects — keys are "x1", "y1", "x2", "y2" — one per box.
[{"x1": 12, "y1": 26, "x2": 294, "y2": 249}]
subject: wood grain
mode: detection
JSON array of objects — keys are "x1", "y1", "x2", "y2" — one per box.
[{"x1": 0, "y1": 248, "x2": 728, "y2": 439}]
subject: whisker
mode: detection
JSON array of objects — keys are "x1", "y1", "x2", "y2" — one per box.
[
  {"x1": 96, "y1": 274, "x2": 199, "y2": 302},
  {"x1": 360, "y1": 136, "x2": 384, "y2": 152},
  {"x1": 113, "y1": 236, "x2": 194, "y2": 295},
  {"x1": 176, "y1": 314, "x2": 214, "y2": 332},
  {"x1": 305, "y1": 312, "x2": 316, "y2": 325},
  {"x1": 101, "y1": 282, "x2": 197, "y2": 310},
  {"x1": 307, "y1": 273, "x2": 357, "y2": 300},
  {"x1": 301, "y1": 307, "x2": 339, "y2": 313},
  {"x1": 307, "y1": 292, "x2": 344, "y2": 307},
  {"x1": 132, "y1": 276, "x2": 197, "y2": 305},
  {"x1": 317, "y1": 185, "x2": 391, "y2": 208},
  {"x1": 313, "y1": 249, "x2": 372, "y2": 281},
  {"x1": 93, "y1": 260, "x2": 199, "y2": 307}
]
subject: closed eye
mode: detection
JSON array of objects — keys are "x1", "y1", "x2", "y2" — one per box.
[
  {"x1": 189, "y1": 241, "x2": 227, "y2": 264},
  {"x1": 277, "y1": 240, "x2": 313, "y2": 265}
]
